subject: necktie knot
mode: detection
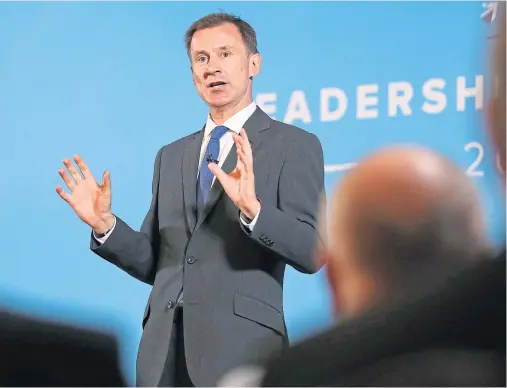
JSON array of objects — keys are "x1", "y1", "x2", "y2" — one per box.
[{"x1": 211, "y1": 125, "x2": 229, "y2": 141}]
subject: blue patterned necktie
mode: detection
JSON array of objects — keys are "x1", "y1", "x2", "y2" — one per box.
[{"x1": 197, "y1": 125, "x2": 229, "y2": 213}]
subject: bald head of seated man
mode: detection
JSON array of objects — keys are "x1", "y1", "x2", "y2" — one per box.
[{"x1": 321, "y1": 146, "x2": 491, "y2": 319}]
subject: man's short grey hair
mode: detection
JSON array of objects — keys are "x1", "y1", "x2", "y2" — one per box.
[{"x1": 184, "y1": 12, "x2": 259, "y2": 58}]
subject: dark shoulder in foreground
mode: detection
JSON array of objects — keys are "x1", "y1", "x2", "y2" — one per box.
[
  {"x1": 261, "y1": 253, "x2": 506, "y2": 387},
  {"x1": 0, "y1": 308, "x2": 126, "y2": 386}
]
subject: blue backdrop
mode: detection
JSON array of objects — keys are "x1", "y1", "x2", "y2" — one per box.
[{"x1": 0, "y1": 1, "x2": 504, "y2": 385}]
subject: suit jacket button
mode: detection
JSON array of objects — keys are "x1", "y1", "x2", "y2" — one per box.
[
  {"x1": 187, "y1": 256, "x2": 195, "y2": 264},
  {"x1": 166, "y1": 301, "x2": 173, "y2": 310}
]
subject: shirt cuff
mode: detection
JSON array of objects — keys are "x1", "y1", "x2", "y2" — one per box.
[
  {"x1": 92, "y1": 216, "x2": 117, "y2": 244},
  {"x1": 239, "y1": 205, "x2": 261, "y2": 232}
]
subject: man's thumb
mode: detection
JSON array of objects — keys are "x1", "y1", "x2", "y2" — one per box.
[{"x1": 209, "y1": 163, "x2": 224, "y2": 178}]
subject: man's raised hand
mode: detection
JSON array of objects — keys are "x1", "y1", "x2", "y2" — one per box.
[
  {"x1": 56, "y1": 155, "x2": 115, "y2": 234},
  {"x1": 209, "y1": 128, "x2": 260, "y2": 220}
]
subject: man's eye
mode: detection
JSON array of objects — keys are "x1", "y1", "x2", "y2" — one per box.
[
  {"x1": 222, "y1": 52, "x2": 231, "y2": 58},
  {"x1": 197, "y1": 56, "x2": 207, "y2": 63}
]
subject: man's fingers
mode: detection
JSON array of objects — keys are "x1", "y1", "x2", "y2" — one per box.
[
  {"x1": 58, "y1": 168, "x2": 76, "y2": 191},
  {"x1": 55, "y1": 185, "x2": 71, "y2": 203},
  {"x1": 63, "y1": 158, "x2": 82, "y2": 183},
  {"x1": 234, "y1": 135, "x2": 248, "y2": 159},
  {"x1": 233, "y1": 134, "x2": 244, "y2": 149},
  {"x1": 101, "y1": 170, "x2": 112, "y2": 196},
  {"x1": 234, "y1": 141, "x2": 245, "y2": 170},
  {"x1": 240, "y1": 128, "x2": 249, "y2": 142},
  {"x1": 74, "y1": 154, "x2": 94, "y2": 181},
  {"x1": 234, "y1": 150, "x2": 249, "y2": 192},
  {"x1": 235, "y1": 136, "x2": 253, "y2": 175},
  {"x1": 238, "y1": 164, "x2": 246, "y2": 186},
  {"x1": 239, "y1": 129, "x2": 253, "y2": 156},
  {"x1": 236, "y1": 147, "x2": 249, "y2": 174}
]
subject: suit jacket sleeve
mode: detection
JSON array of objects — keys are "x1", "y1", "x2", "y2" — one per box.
[
  {"x1": 247, "y1": 133, "x2": 325, "y2": 274},
  {"x1": 89, "y1": 148, "x2": 162, "y2": 285}
]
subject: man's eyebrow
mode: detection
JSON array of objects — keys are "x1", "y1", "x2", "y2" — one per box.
[
  {"x1": 192, "y1": 46, "x2": 235, "y2": 58},
  {"x1": 193, "y1": 49, "x2": 208, "y2": 57}
]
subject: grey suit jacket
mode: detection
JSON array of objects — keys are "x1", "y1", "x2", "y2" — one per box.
[{"x1": 90, "y1": 107, "x2": 325, "y2": 386}]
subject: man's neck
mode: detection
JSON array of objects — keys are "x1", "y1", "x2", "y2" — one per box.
[{"x1": 210, "y1": 98, "x2": 253, "y2": 125}]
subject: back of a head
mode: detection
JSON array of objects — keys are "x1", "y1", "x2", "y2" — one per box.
[{"x1": 327, "y1": 147, "x2": 490, "y2": 315}]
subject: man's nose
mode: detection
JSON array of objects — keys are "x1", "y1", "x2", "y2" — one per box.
[{"x1": 205, "y1": 57, "x2": 221, "y2": 75}]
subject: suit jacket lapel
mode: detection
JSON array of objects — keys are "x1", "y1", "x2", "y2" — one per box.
[
  {"x1": 194, "y1": 107, "x2": 272, "y2": 232},
  {"x1": 182, "y1": 128, "x2": 205, "y2": 233}
]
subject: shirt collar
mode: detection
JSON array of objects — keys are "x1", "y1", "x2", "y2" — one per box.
[{"x1": 204, "y1": 102, "x2": 257, "y2": 137}]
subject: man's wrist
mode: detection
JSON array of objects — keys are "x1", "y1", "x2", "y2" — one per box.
[
  {"x1": 93, "y1": 214, "x2": 115, "y2": 235},
  {"x1": 242, "y1": 198, "x2": 261, "y2": 221}
]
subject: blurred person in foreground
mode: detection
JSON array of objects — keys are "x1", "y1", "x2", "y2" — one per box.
[
  {"x1": 319, "y1": 146, "x2": 490, "y2": 320},
  {"x1": 0, "y1": 308, "x2": 126, "y2": 386},
  {"x1": 253, "y1": 7, "x2": 505, "y2": 387},
  {"x1": 219, "y1": 143, "x2": 497, "y2": 386}
]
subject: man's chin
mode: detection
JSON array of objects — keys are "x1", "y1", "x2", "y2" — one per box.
[{"x1": 206, "y1": 98, "x2": 232, "y2": 109}]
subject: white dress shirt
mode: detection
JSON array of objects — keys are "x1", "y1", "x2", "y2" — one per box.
[
  {"x1": 217, "y1": 364, "x2": 266, "y2": 387},
  {"x1": 93, "y1": 101, "x2": 260, "y2": 244}
]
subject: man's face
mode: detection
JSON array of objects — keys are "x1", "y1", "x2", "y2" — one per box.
[{"x1": 189, "y1": 23, "x2": 260, "y2": 109}]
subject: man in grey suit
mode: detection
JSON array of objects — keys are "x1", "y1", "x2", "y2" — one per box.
[{"x1": 56, "y1": 12, "x2": 325, "y2": 387}]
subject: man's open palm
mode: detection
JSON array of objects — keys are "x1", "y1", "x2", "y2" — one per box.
[{"x1": 56, "y1": 155, "x2": 114, "y2": 234}]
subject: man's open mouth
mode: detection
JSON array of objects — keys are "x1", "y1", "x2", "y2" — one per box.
[{"x1": 208, "y1": 81, "x2": 226, "y2": 88}]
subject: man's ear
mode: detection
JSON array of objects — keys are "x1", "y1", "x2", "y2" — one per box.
[{"x1": 248, "y1": 53, "x2": 262, "y2": 79}]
